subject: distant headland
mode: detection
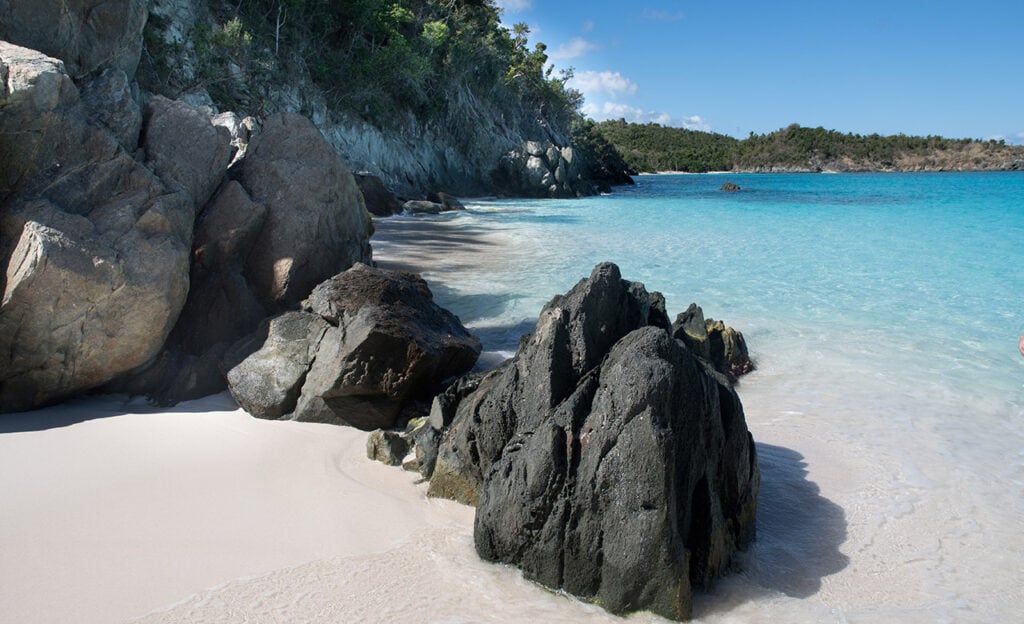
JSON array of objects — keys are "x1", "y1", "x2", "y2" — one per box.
[{"x1": 595, "y1": 120, "x2": 1024, "y2": 174}]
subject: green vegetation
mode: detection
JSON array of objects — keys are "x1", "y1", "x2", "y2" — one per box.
[
  {"x1": 596, "y1": 121, "x2": 1024, "y2": 173},
  {"x1": 595, "y1": 120, "x2": 738, "y2": 172},
  {"x1": 143, "y1": 0, "x2": 583, "y2": 130}
]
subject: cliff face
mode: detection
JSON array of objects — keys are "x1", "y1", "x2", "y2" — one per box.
[{"x1": 139, "y1": 0, "x2": 616, "y2": 198}]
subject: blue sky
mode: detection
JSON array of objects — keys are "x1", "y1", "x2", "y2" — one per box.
[{"x1": 495, "y1": 1, "x2": 1024, "y2": 142}]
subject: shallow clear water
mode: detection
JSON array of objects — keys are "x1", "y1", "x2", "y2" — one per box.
[{"x1": 374, "y1": 173, "x2": 1024, "y2": 622}]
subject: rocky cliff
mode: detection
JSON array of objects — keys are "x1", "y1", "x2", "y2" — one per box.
[{"x1": 137, "y1": 0, "x2": 629, "y2": 198}]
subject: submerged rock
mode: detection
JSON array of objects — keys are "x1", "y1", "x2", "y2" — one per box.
[
  {"x1": 226, "y1": 264, "x2": 481, "y2": 430},
  {"x1": 720, "y1": 182, "x2": 741, "y2": 191},
  {"x1": 429, "y1": 262, "x2": 759, "y2": 620}
]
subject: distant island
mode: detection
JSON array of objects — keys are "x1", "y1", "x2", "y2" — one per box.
[{"x1": 595, "y1": 120, "x2": 1024, "y2": 173}]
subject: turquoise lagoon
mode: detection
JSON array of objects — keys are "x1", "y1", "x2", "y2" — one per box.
[{"x1": 374, "y1": 172, "x2": 1024, "y2": 623}]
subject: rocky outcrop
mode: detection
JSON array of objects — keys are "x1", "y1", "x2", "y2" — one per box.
[
  {"x1": 494, "y1": 140, "x2": 594, "y2": 198},
  {"x1": 720, "y1": 182, "x2": 741, "y2": 191},
  {"x1": 119, "y1": 113, "x2": 375, "y2": 405},
  {"x1": 428, "y1": 263, "x2": 759, "y2": 620},
  {"x1": 0, "y1": 0, "x2": 148, "y2": 79},
  {"x1": 226, "y1": 264, "x2": 481, "y2": 429},
  {"x1": 232, "y1": 113, "x2": 373, "y2": 310},
  {"x1": 143, "y1": 96, "x2": 232, "y2": 208},
  {"x1": 0, "y1": 42, "x2": 221, "y2": 412},
  {"x1": 672, "y1": 303, "x2": 754, "y2": 381}
]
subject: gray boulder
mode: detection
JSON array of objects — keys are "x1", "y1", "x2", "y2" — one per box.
[
  {"x1": 427, "y1": 191, "x2": 466, "y2": 211},
  {"x1": 428, "y1": 263, "x2": 759, "y2": 620},
  {"x1": 143, "y1": 96, "x2": 233, "y2": 208},
  {"x1": 0, "y1": 43, "x2": 194, "y2": 412},
  {"x1": 355, "y1": 173, "x2": 402, "y2": 217},
  {"x1": 117, "y1": 111, "x2": 376, "y2": 406},
  {"x1": 226, "y1": 264, "x2": 481, "y2": 430},
  {"x1": 402, "y1": 200, "x2": 444, "y2": 215},
  {"x1": 224, "y1": 312, "x2": 330, "y2": 420},
  {"x1": 0, "y1": 0, "x2": 148, "y2": 79},
  {"x1": 79, "y1": 68, "x2": 142, "y2": 151},
  {"x1": 234, "y1": 113, "x2": 373, "y2": 310}
]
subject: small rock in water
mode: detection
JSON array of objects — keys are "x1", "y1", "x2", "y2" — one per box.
[{"x1": 720, "y1": 181, "x2": 741, "y2": 191}]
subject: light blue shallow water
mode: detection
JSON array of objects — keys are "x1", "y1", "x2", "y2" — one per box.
[{"x1": 374, "y1": 173, "x2": 1024, "y2": 622}]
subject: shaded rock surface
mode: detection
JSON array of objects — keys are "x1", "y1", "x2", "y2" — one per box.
[
  {"x1": 117, "y1": 112, "x2": 374, "y2": 405},
  {"x1": 232, "y1": 112, "x2": 373, "y2": 311},
  {"x1": 428, "y1": 263, "x2": 759, "y2": 620},
  {"x1": 0, "y1": 0, "x2": 148, "y2": 79},
  {"x1": 0, "y1": 42, "x2": 205, "y2": 411},
  {"x1": 355, "y1": 173, "x2": 403, "y2": 217},
  {"x1": 226, "y1": 264, "x2": 481, "y2": 430}
]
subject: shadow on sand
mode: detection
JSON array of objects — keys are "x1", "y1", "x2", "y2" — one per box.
[
  {"x1": 693, "y1": 442, "x2": 849, "y2": 616},
  {"x1": 0, "y1": 391, "x2": 239, "y2": 434},
  {"x1": 372, "y1": 218, "x2": 500, "y2": 275}
]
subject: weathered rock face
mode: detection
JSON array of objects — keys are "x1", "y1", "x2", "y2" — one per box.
[
  {"x1": 355, "y1": 173, "x2": 402, "y2": 217},
  {"x1": 143, "y1": 96, "x2": 233, "y2": 208},
  {"x1": 0, "y1": 0, "x2": 148, "y2": 79},
  {"x1": 233, "y1": 113, "x2": 373, "y2": 310},
  {"x1": 672, "y1": 303, "x2": 754, "y2": 381},
  {"x1": 116, "y1": 113, "x2": 375, "y2": 406},
  {"x1": 226, "y1": 264, "x2": 481, "y2": 430},
  {"x1": 428, "y1": 263, "x2": 759, "y2": 620},
  {"x1": 0, "y1": 42, "x2": 204, "y2": 412},
  {"x1": 494, "y1": 141, "x2": 594, "y2": 198}
]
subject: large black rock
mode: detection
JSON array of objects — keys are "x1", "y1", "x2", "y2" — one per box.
[
  {"x1": 226, "y1": 263, "x2": 481, "y2": 429},
  {"x1": 428, "y1": 263, "x2": 759, "y2": 620}
]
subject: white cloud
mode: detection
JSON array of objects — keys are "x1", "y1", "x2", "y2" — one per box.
[
  {"x1": 495, "y1": 0, "x2": 531, "y2": 11},
  {"x1": 568, "y1": 70, "x2": 638, "y2": 97},
  {"x1": 641, "y1": 8, "x2": 686, "y2": 21},
  {"x1": 549, "y1": 37, "x2": 599, "y2": 61},
  {"x1": 583, "y1": 102, "x2": 712, "y2": 132},
  {"x1": 680, "y1": 115, "x2": 712, "y2": 132},
  {"x1": 582, "y1": 19, "x2": 595, "y2": 33},
  {"x1": 991, "y1": 132, "x2": 1024, "y2": 145}
]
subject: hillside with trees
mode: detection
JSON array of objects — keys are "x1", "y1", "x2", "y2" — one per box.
[
  {"x1": 596, "y1": 120, "x2": 1024, "y2": 173},
  {"x1": 139, "y1": 0, "x2": 631, "y2": 196}
]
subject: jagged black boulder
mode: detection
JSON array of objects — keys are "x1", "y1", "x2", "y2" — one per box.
[{"x1": 428, "y1": 262, "x2": 759, "y2": 620}]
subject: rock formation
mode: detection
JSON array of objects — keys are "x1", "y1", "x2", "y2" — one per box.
[
  {"x1": 226, "y1": 264, "x2": 481, "y2": 430},
  {"x1": 0, "y1": 0, "x2": 148, "y2": 79},
  {"x1": 0, "y1": 42, "x2": 225, "y2": 412},
  {"x1": 356, "y1": 173, "x2": 403, "y2": 217},
  {"x1": 672, "y1": 303, "x2": 755, "y2": 381},
  {"x1": 428, "y1": 263, "x2": 758, "y2": 620}
]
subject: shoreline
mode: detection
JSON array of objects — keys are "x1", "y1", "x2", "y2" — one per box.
[{"x1": 3, "y1": 198, "x2": 1022, "y2": 623}]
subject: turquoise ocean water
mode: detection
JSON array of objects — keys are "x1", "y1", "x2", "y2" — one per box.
[{"x1": 375, "y1": 173, "x2": 1024, "y2": 622}]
